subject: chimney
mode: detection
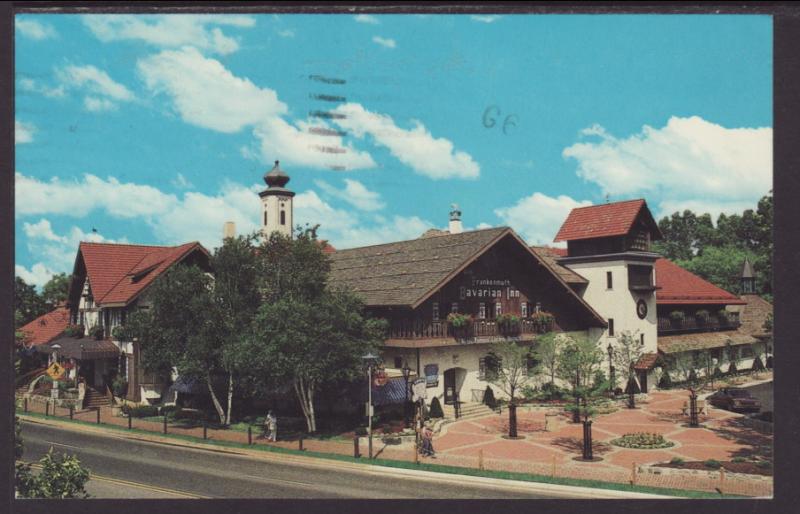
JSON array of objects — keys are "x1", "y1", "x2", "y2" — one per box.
[
  {"x1": 449, "y1": 204, "x2": 463, "y2": 234},
  {"x1": 223, "y1": 221, "x2": 236, "y2": 239}
]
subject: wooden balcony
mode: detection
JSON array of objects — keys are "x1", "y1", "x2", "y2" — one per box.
[
  {"x1": 387, "y1": 318, "x2": 555, "y2": 341},
  {"x1": 657, "y1": 315, "x2": 740, "y2": 334}
]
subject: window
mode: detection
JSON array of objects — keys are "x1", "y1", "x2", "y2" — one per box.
[
  {"x1": 478, "y1": 303, "x2": 486, "y2": 319},
  {"x1": 535, "y1": 302, "x2": 542, "y2": 313},
  {"x1": 450, "y1": 302, "x2": 458, "y2": 313},
  {"x1": 741, "y1": 346, "x2": 755, "y2": 358},
  {"x1": 495, "y1": 302, "x2": 502, "y2": 318},
  {"x1": 280, "y1": 210, "x2": 286, "y2": 225},
  {"x1": 264, "y1": 211, "x2": 268, "y2": 226},
  {"x1": 521, "y1": 302, "x2": 528, "y2": 318},
  {"x1": 606, "y1": 271, "x2": 613, "y2": 289},
  {"x1": 608, "y1": 318, "x2": 615, "y2": 337},
  {"x1": 394, "y1": 356, "x2": 403, "y2": 369},
  {"x1": 640, "y1": 333, "x2": 645, "y2": 346},
  {"x1": 432, "y1": 302, "x2": 440, "y2": 321},
  {"x1": 483, "y1": 353, "x2": 502, "y2": 381}
]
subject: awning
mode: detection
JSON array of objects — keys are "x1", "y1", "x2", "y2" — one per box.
[
  {"x1": 634, "y1": 352, "x2": 662, "y2": 371},
  {"x1": 657, "y1": 330, "x2": 757, "y2": 355},
  {"x1": 36, "y1": 336, "x2": 121, "y2": 360}
]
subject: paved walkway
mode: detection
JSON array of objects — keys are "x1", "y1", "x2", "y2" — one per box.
[{"x1": 17, "y1": 382, "x2": 773, "y2": 498}]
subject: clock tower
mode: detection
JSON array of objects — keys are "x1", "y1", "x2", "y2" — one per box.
[{"x1": 259, "y1": 160, "x2": 295, "y2": 239}]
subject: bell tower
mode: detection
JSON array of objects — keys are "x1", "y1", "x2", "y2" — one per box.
[{"x1": 259, "y1": 160, "x2": 295, "y2": 238}]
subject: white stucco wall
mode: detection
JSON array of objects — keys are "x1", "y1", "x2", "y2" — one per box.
[
  {"x1": 261, "y1": 193, "x2": 293, "y2": 238},
  {"x1": 561, "y1": 260, "x2": 659, "y2": 385}
]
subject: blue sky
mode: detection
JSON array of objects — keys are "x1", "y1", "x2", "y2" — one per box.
[{"x1": 15, "y1": 13, "x2": 772, "y2": 287}]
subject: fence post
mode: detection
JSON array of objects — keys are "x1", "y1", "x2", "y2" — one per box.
[
  {"x1": 414, "y1": 443, "x2": 419, "y2": 465},
  {"x1": 45, "y1": 401, "x2": 49, "y2": 418},
  {"x1": 354, "y1": 436, "x2": 360, "y2": 458},
  {"x1": 248, "y1": 426, "x2": 253, "y2": 445},
  {"x1": 478, "y1": 449, "x2": 484, "y2": 471},
  {"x1": 163, "y1": 414, "x2": 167, "y2": 434},
  {"x1": 96, "y1": 407, "x2": 101, "y2": 425},
  {"x1": 299, "y1": 436, "x2": 304, "y2": 451},
  {"x1": 128, "y1": 414, "x2": 132, "y2": 430},
  {"x1": 24, "y1": 397, "x2": 28, "y2": 413},
  {"x1": 631, "y1": 462, "x2": 637, "y2": 485},
  {"x1": 203, "y1": 420, "x2": 207, "y2": 440},
  {"x1": 719, "y1": 467, "x2": 725, "y2": 494},
  {"x1": 69, "y1": 405, "x2": 74, "y2": 420}
]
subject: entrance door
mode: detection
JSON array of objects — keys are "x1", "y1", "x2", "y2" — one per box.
[
  {"x1": 444, "y1": 369, "x2": 456, "y2": 404},
  {"x1": 637, "y1": 370, "x2": 648, "y2": 393},
  {"x1": 80, "y1": 360, "x2": 95, "y2": 387}
]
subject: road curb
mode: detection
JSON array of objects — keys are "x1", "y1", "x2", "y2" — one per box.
[{"x1": 20, "y1": 414, "x2": 673, "y2": 499}]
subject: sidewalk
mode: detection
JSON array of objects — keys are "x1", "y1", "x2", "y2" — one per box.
[{"x1": 16, "y1": 385, "x2": 773, "y2": 498}]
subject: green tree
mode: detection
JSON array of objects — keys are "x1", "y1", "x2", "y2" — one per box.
[
  {"x1": 15, "y1": 417, "x2": 90, "y2": 499},
  {"x1": 14, "y1": 277, "x2": 47, "y2": 328},
  {"x1": 611, "y1": 331, "x2": 645, "y2": 407},
  {"x1": 241, "y1": 228, "x2": 384, "y2": 433},
  {"x1": 533, "y1": 332, "x2": 561, "y2": 386},
  {"x1": 489, "y1": 340, "x2": 537, "y2": 437},
  {"x1": 556, "y1": 333, "x2": 604, "y2": 420},
  {"x1": 41, "y1": 273, "x2": 71, "y2": 307},
  {"x1": 677, "y1": 245, "x2": 766, "y2": 296}
]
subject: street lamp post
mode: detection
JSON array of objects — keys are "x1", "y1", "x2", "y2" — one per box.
[
  {"x1": 402, "y1": 361, "x2": 411, "y2": 427},
  {"x1": 362, "y1": 352, "x2": 378, "y2": 459},
  {"x1": 606, "y1": 343, "x2": 614, "y2": 396},
  {"x1": 581, "y1": 396, "x2": 593, "y2": 461},
  {"x1": 628, "y1": 364, "x2": 636, "y2": 409}
]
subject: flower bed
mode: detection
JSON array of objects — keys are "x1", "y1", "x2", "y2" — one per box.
[
  {"x1": 610, "y1": 432, "x2": 674, "y2": 449},
  {"x1": 655, "y1": 459, "x2": 772, "y2": 477}
]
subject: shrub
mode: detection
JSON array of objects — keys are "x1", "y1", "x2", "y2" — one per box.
[
  {"x1": 670, "y1": 457, "x2": 685, "y2": 466},
  {"x1": 173, "y1": 409, "x2": 206, "y2": 422},
  {"x1": 88, "y1": 325, "x2": 105, "y2": 340},
  {"x1": 111, "y1": 375, "x2": 127, "y2": 398},
  {"x1": 111, "y1": 325, "x2": 134, "y2": 342},
  {"x1": 611, "y1": 432, "x2": 674, "y2": 449},
  {"x1": 446, "y1": 312, "x2": 472, "y2": 329},
  {"x1": 160, "y1": 405, "x2": 179, "y2": 416},
  {"x1": 751, "y1": 356, "x2": 765, "y2": 371},
  {"x1": 497, "y1": 313, "x2": 520, "y2": 326},
  {"x1": 122, "y1": 405, "x2": 158, "y2": 418},
  {"x1": 727, "y1": 361, "x2": 738, "y2": 374},
  {"x1": 695, "y1": 309, "x2": 710, "y2": 321},
  {"x1": 717, "y1": 308, "x2": 729, "y2": 319},
  {"x1": 540, "y1": 382, "x2": 567, "y2": 401},
  {"x1": 669, "y1": 311, "x2": 685, "y2": 322},
  {"x1": 428, "y1": 396, "x2": 444, "y2": 418},
  {"x1": 63, "y1": 324, "x2": 85, "y2": 338},
  {"x1": 704, "y1": 459, "x2": 722, "y2": 469},
  {"x1": 732, "y1": 456, "x2": 747, "y2": 463},
  {"x1": 532, "y1": 311, "x2": 554, "y2": 324},
  {"x1": 354, "y1": 426, "x2": 368, "y2": 436},
  {"x1": 483, "y1": 386, "x2": 496, "y2": 409},
  {"x1": 521, "y1": 385, "x2": 536, "y2": 400},
  {"x1": 756, "y1": 460, "x2": 771, "y2": 469}
]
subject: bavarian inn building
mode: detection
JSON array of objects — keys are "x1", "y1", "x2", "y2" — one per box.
[{"x1": 19, "y1": 161, "x2": 772, "y2": 412}]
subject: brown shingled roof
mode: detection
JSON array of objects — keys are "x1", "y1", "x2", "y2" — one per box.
[
  {"x1": 530, "y1": 246, "x2": 588, "y2": 284},
  {"x1": 657, "y1": 330, "x2": 757, "y2": 354}
]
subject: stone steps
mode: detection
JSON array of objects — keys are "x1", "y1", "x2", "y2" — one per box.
[{"x1": 442, "y1": 402, "x2": 496, "y2": 421}]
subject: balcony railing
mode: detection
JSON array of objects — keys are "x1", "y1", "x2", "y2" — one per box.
[
  {"x1": 657, "y1": 315, "x2": 740, "y2": 334},
  {"x1": 388, "y1": 318, "x2": 554, "y2": 340}
]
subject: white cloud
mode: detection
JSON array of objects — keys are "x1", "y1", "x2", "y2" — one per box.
[
  {"x1": 18, "y1": 77, "x2": 66, "y2": 98},
  {"x1": 314, "y1": 179, "x2": 385, "y2": 211},
  {"x1": 372, "y1": 36, "x2": 396, "y2": 49},
  {"x1": 562, "y1": 116, "x2": 772, "y2": 216},
  {"x1": 15, "y1": 18, "x2": 57, "y2": 40},
  {"x1": 58, "y1": 64, "x2": 134, "y2": 101},
  {"x1": 15, "y1": 172, "x2": 176, "y2": 219},
  {"x1": 84, "y1": 96, "x2": 117, "y2": 112},
  {"x1": 19, "y1": 220, "x2": 124, "y2": 285},
  {"x1": 82, "y1": 14, "x2": 255, "y2": 55},
  {"x1": 332, "y1": 103, "x2": 480, "y2": 179},
  {"x1": 15, "y1": 120, "x2": 35, "y2": 144},
  {"x1": 355, "y1": 14, "x2": 380, "y2": 25},
  {"x1": 15, "y1": 263, "x2": 59, "y2": 289},
  {"x1": 470, "y1": 15, "x2": 502, "y2": 23},
  {"x1": 277, "y1": 29, "x2": 295, "y2": 38},
  {"x1": 171, "y1": 173, "x2": 193, "y2": 189},
  {"x1": 138, "y1": 47, "x2": 286, "y2": 133},
  {"x1": 495, "y1": 192, "x2": 593, "y2": 245},
  {"x1": 139, "y1": 47, "x2": 376, "y2": 170}
]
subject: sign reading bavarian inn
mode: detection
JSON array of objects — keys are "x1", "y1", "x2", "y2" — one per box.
[{"x1": 459, "y1": 278, "x2": 520, "y2": 300}]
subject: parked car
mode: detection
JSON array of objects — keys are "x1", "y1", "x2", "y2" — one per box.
[{"x1": 707, "y1": 388, "x2": 761, "y2": 412}]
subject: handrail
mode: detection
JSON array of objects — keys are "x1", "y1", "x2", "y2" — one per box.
[{"x1": 15, "y1": 367, "x2": 47, "y2": 388}]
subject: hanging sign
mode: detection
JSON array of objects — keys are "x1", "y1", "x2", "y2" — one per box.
[{"x1": 411, "y1": 378, "x2": 427, "y2": 401}]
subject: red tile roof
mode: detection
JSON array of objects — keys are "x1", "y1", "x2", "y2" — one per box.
[
  {"x1": 19, "y1": 307, "x2": 70, "y2": 347},
  {"x1": 634, "y1": 352, "x2": 660, "y2": 370},
  {"x1": 77, "y1": 241, "x2": 209, "y2": 306},
  {"x1": 554, "y1": 199, "x2": 658, "y2": 242},
  {"x1": 655, "y1": 258, "x2": 745, "y2": 305}
]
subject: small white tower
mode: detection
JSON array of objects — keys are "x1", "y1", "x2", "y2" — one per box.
[
  {"x1": 449, "y1": 203, "x2": 463, "y2": 234},
  {"x1": 260, "y1": 160, "x2": 295, "y2": 238}
]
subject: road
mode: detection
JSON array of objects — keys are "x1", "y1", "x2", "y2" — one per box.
[{"x1": 19, "y1": 420, "x2": 569, "y2": 499}]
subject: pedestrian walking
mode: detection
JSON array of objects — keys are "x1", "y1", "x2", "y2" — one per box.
[
  {"x1": 266, "y1": 410, "x2": 277, "y2": 442},
  {"x1": 421, "y1": 422, "x2": 435, "y2": 458}
]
